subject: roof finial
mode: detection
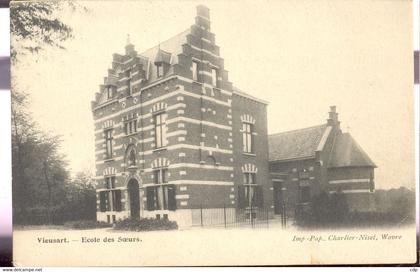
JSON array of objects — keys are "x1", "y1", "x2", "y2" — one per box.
[{"x1": 126, "y1": 34, "x2": 131, "y2": 45}]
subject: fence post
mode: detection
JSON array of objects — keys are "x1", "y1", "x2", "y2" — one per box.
[
  {"x1": 223, "y1": 204, "x2": 227, "y2": 228},
  {"x1": 251, "y1": 204, "x2": 254, "y2": 228},
  {"x1": 200, "y1": 204, "x2": 203, "y2": 227},
  {"x1": 284, "y1": 203, "x2": 287, "y2": 228},
  {"x1": 266, "y1": 208, "x2": 269, "y2": 229},
  {"x1": 282, "y1": 202, "x2": 286, "y2": 228}
]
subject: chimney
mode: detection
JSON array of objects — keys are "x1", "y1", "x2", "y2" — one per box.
[
  {"x1": 327, "y1": 105, "x2": 340, "y2": 128},
  {"x1": 196, "y1": 5, "x2": 210, "y2": 30}
]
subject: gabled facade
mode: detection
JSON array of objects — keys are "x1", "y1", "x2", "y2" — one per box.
[
  {"x1": 268, "y1": 106, "x2": 376, "y2": 218},
  {"x1": 91, "y1": 5, "x2": 270, "y2": 226}
]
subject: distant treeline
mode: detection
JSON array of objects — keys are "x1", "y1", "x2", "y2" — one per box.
[{"x1": 296, "y1": 187, "x2": 415, "y2": 228}]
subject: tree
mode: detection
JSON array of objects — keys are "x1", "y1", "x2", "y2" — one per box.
[
  {"x1": 64, "y1": 171, "x2": 97, "y2": 221},
  {"x1": 12, "y1": 89, "x2": 70, "y2": 224},
  {"x1": 10, "y1": 0, "x2": 87, "y2": 62},
  {"x1": 11, "y1": 90, "x2": 38, "y2": 219}
]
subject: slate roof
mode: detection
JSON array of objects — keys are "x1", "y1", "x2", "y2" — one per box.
[
  {"x1": 328, "y1": 133, "x2": 376, "y2": 168},
  {"x1": 154, "y1": 49, "x2": 172, "y2": 64},
  {"x1": 268, "y1": 124, "x2": 328, "y2": 161},
  {"x1": 140, "y1": 29, "x2": 189, "y2": 82}
]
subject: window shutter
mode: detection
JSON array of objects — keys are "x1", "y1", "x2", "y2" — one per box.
[
  {"x1": 99, "y1": 191, "x2": 107, "y2": 212},
  {"x1": 114, "y1": 190, "x2": 122, "y2": 212},
  {"x1": 238, "y1": 185, "x2": 246, "y2": 209},
  {"x1": 146, "y1": 187, "x2": 155, "y2": 211},
  {"x1": 167, "y1": 185, "x2": 177, "y2": 211}
]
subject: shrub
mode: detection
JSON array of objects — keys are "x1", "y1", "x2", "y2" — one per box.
[
  {"x1": 114, "y1": 217, "x2": 178, "y2": 231},
  {"x1": 64, "y1": 220, "x2": 112, "y2": 229}
]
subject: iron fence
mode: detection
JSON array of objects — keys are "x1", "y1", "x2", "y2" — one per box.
[{"x1": 191, "y1": 205, "x2": 288, "y2": 229}]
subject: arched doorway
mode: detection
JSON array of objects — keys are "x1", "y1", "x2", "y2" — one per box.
[{"x1": 127, "y1": 179, "x2": 140, "y2": 219}]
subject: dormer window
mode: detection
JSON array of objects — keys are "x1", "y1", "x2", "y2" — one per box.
[
  {"x1": 106, "y1": 86, "x2": 113, "y2": 100},
  {"x1": 156, "y1": 63, "x2": 164, "y2": 78},
  {"x1": 154, "y1": 49, "x2": 171, "y2": 78}
]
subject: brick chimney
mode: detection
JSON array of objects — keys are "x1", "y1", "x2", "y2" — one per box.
[
  {"x1": 327, "y1": 105, "x2": 340, "y2": 128},
  {"x1": 196, "y1": 5, "x2": 210, "y2": 30}
]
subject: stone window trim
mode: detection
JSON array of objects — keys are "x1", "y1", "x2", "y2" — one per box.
[{"x1": 240, "y1": 114, "x2": 256, "y2": 125}]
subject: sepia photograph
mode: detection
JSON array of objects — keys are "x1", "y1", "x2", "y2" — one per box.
[{"x1": 10, "y1": 0, "x2": 416, "y2": 266}]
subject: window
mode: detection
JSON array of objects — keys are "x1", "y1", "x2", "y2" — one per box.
[
  {"x1": 99, "y1": 177, "x2": 122, "y2": 212},
  {"x1": 105, "y1": 176, "x2": 116, "y2": 189},
  {"x1": 211, "y1": 68, "x2": 218, "y2": 87},
  {"x1": 156, "y1": 64, "x2": 164, "y2": 78},
  {"x1": 146, "y1": 168, "x2": 176, "y2": 211},
  {"x1": 244, "y1": 173, "x2": 256, "y2": 207},
  {"x1": 106, "y1": 86, "x2": 113, "y2": 99},
  {"x1": 238, "y1": 173, "x2": 263, "y2": 208},
  {"x1": 124, "y1": 119, "x2": 137, "y2": 135},
  {"x1": 154, "y1": 112, "x2": 167, "y2": 148},
  {"x1": 99, "y1": 191, "x2": 108, "y2": 212},
  {"x1": 105, "y1": 129, "x2": 113, "y2": 159},
  {"x1": 242, "y1": 123, "x2": 253, "y2": 153},
  {"x1": 154, "y1": 168, "x2": 168, "y2": 210},
  {"x1": 192, "y1": 61, "x2": 199, "y2": 81}
]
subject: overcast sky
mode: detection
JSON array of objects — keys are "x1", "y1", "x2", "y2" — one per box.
[{"x1": 12, "y1": 0, "x2": 414, "y2": 189}]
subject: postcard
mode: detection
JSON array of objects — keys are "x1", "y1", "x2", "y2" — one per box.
[{"x1": 10, "y1": 0, "x2": 416, "y2": 266}]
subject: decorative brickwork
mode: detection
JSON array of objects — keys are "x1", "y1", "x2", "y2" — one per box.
[{"x1": 92, "y1": 6, "x2": 269, "y2": 226}]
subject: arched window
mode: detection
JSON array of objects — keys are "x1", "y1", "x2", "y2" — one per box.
[
  {"x1": 238, "y1": 164, "x2": 262, "y2": 208},
  {"x1": 146, "y1": 158, "x2": 176, "y2": 211}
]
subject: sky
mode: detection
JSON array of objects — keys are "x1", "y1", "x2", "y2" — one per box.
[{"x1": 12, "y1": 0, "x2": 415, "y2": 189}]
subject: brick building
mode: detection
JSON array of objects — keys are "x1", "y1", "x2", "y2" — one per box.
[
  {"x1": 91, "y1": 5, "x2": 270, "y2": 226},
  {"x1": 268, "y1": 106, "x2": 376, "y2": 219}
]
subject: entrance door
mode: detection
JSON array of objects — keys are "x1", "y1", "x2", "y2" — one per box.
[
  {"x1": 273, "y1": 182, "x2": 284, "y2": 215},
  {"x1": 128, "y1": 179, "x2": 140, "y2": 219}
]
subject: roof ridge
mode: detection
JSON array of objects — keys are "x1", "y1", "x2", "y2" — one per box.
[{"x1": 269, "y1": 124, "x2": 327, "y2": 137}]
